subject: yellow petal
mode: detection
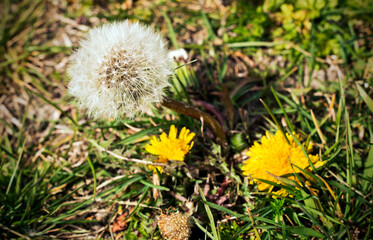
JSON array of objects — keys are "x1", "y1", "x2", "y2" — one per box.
[
  {"x1": 179, "y1": 127, "x2": 187, "y2": 139},
  {"x1": 185, "y1": 132, "x2": 195, "y2": 144},
  {"x1": 169, "y1": 125, "x2": 177, "y2": 140}
]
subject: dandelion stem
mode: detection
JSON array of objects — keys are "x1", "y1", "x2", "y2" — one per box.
[{"x1": 161, "y1": 97, "x2": 226, "y2": 145}]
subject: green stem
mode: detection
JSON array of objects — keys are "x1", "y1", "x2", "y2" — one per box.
[{"x1": 161, "y1": 97, "x2": 226, "y2": 145}]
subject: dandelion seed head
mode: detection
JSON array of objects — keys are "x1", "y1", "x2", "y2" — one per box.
[
  {"x1": 68, "y1": 20, "x2": 172, "y2": 119},
  {"x1": 158, "y1": 211, "x2": 192, "y2": 240}
]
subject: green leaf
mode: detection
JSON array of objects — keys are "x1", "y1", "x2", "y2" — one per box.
[{"x1": 286, "y1": 226, "x2": 325, "y2": 238}]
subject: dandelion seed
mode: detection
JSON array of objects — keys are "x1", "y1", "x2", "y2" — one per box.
[
  {"x1": 67, "y1": 20, "x2": 172, "y2": 119},
  {"x1": 241, "y1": 130, "x2": 324, "y2": 196}
]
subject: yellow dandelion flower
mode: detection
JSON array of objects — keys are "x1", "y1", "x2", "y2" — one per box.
[
  {"x1": 145, "y1": 125, "x2": 195, "y2": 173},
  {"x1": 242, "y1": 130, "x2": 322, "y2": 194}
]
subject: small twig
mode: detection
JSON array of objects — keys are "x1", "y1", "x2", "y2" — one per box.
[
  {"x1": 62, "y1": 195, "x2": 161, "y2": 210},
  {"x1": 103, "y1": 148, "x2": 166, "y2": 166},
  {"x1": 203, "y1": 174, "x2": 211, "y2": 196},
  {"x1": 94, "y1": 198, "x2": 161, "y2": 210},
  {"x1": 89, "y1": 139, "x2": 166, "y2": 167}
]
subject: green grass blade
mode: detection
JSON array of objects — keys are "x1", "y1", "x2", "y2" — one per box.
[
  {"x1": 0, "y1": 0, "x2": 10, "y2": 46},
  {"x1": 130, "y1": 186, "x2": 150, "y2": 217},
  {"x1": 25, "y1": 88, "x2": 79, "y2": 127},
  {"x1": 344, "y1": 107, "x2": 355, "y2": 216},
  {"x1": 201, "y1": 200, "x2": 250, "y2": 221},
  {"x1": 226, "y1": 41, "x2": 286, "y2": 48},
  {"x1": 201, "y1": 11, "x2": 216, "y2": 40},
  {"x1": 162, "y1": 10, "x2": 179, "y2": 49},
  {"x1": 0, "y1": 144, "x2": 17, "y2": 160},
  {"x1": 115, "y1": 124, "x2": 170, "y2": 146},
  {"x1": 294, "y1": 200, "x2": 330, "y2": 238},
  {"x1": 192, "y1": 216, "x2": 215, "y2": 240},
  {"x1": 198, "y1": 185, "x2": 220, "y2": 240},
  {"x1": 260, "y1": 99, "x2": 290, "y2": 144},
  {"x1": 6, "y1": 137, "x2": 26, "y2": 195},
  {"x1": 356, "y1": 83, "x2": 373, "y2": 113},
  {"x1": 271, "y1": 86, "x2": 294, "y2": 132},
  {"x1": 139, "y1": 179, "x2": 169, "y2": 191},
  {"x1": 275, "y1": 91, "x2": 313, "y2": 120},
  {"x1": 362, "y1": 146, "x2": 373, "y2": 192},
  {"x1": 306, "y1": 21, "x2": 316, "y2": 88},
  {"x1": 86, "y1": 156, "x2": 96, "y2": 198}
]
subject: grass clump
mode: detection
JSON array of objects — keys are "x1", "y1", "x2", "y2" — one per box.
[{"x1": 1, "y1": 0, "x2": 372, "y2": 239}]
